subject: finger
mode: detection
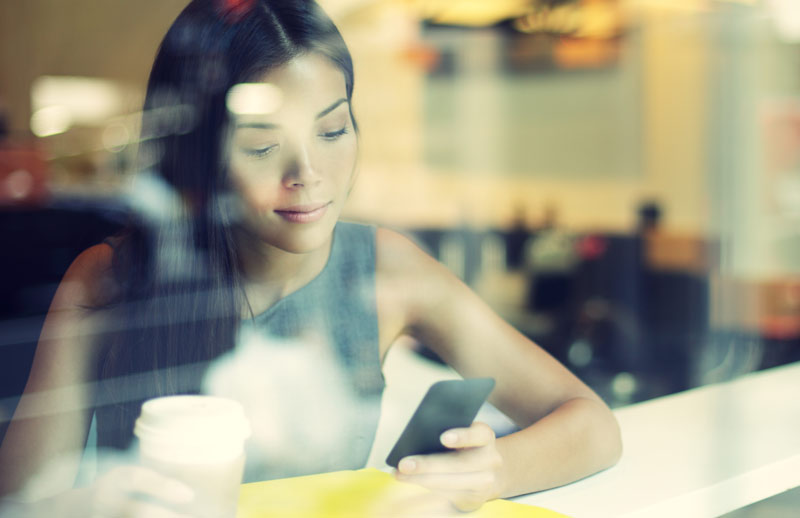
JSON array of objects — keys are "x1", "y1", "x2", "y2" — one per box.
[
  {"x1": 440, "y1": 422, "x2": 495, "y2": 449},
  {"x1": 398, "y1": 447, "x2": 490, "y2": 475},
  {"x1": 118, "y1": 467, "x2": 195, "y2": 504}
]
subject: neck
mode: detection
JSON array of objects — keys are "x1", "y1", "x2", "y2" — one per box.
[{"x1": 234, "y1": 228, "x2": 333, "y2": 317}]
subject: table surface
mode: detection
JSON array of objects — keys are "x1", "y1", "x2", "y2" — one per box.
[
  {"x1": 513, "y1": 361, "x2": 800, "y2": 518},
  {"x1": 372, "y1": 344, "x2": 800, "y2": 518}
]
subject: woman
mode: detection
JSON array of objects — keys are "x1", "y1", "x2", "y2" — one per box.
[{"x1": 0, "y1": 0, "x2": 621, "y2": 515}]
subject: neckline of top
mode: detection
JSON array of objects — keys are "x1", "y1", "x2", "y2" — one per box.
[{"x1": 246, "y1": 223, "x2": 342, "y2": 322}]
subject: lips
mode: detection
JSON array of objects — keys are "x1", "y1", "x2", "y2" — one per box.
[{"x1": 274, "y1": 202, "x2": 331, "y2": 223}]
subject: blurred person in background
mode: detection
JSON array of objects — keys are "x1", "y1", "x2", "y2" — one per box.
[
  {"x1": 504, "y1": 203, "x2": 533, "y2": 272},
  {"x1": 525, "y1": 204, "x2": 578, "y2": 313},
  {"x1": 0, "y1": 0, "x2": 621, "y2": 516}
]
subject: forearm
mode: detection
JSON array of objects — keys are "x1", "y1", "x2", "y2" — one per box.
[
  {"x1": 0, "y1": 413, "x2": 88, "y2": 499},
  {"x1": 0, "y1": 487, "x2": 92, "y2": 518},
  {"x1": 494, "y1": 397, "x2": 622, "y2": 499}
]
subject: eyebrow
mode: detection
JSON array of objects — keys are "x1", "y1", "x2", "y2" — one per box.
[
  {"x1": 315, "y1": 98, "x2": 348, "y2": 120},
  {"x1": 235, "y1": 98, "x2": 348, "y2": 130}
]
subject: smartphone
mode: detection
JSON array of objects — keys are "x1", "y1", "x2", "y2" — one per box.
[{"x1": 385, "y1": 377, "x2": 496, "y2": 468}]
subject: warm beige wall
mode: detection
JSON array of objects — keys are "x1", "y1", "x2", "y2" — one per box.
[
  {"x1": 638, "y1": 5, "x2": 712, "y2": 234},
  {"x1": 340, "y1": 2, "x2": 713, "y2": 234},
  {"x1": 0, "y1": 1, "x2": 189, "y2": 134}
]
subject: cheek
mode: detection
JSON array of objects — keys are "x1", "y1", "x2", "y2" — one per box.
[
  {"x1": 328, "y1": 138, "x2": 358, "y2": 183},
  {"x1": 230, "y1": 170, "x2": 280, "y2": 212}
]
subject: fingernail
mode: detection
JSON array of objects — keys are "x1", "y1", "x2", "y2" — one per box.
[
  {"x1": 399, "y1": 458, "x2": 417, "y2": 473},
  {"x1": 441, "y1": 431, "x2": 458, "y2": 446}
]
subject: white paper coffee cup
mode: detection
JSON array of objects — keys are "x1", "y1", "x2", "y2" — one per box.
[{"x1": 134, "y1": 395, "x2": 251, "y2": 518}]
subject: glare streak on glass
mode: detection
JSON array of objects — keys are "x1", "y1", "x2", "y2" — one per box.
[
  {"x1": 225, "y1": 83, "x2": 283, "y2": 116},
  {"x1": 29, "y1": 106, "x2": 72, "y2": 137},
  {"x1": 0, "y1": 286, "x2": 242, "y2": 349},
  {"x1": 30, "y1": 76, "x2": 125, "y2": 126},
  {"x1": 0, "y1": 363, "x2": 209, "y2": 421}
]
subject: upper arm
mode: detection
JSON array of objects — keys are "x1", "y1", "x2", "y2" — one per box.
[
  {"x1": 0, "y1": 244, "x2": 114, "y2": 498},
  {"x1": 375, "y1": 228, "x2": 603, "y2": 428}
]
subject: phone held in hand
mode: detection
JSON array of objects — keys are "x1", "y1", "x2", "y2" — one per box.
[{"x1": 385, "y1": 377, "x2": 496, "y2": 468}]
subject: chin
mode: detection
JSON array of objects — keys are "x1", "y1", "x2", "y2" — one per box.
[{"x1": 264, "y1": 223, "x2": 335, "y2": 255}]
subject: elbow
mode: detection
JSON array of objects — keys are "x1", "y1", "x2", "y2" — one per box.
[
  {"x1": 589, "y1": 398, "x2": 623, "y2": 470},
  {"x1": 568, "y1": 396, "x2": 622, "y2": 472},
  {"x1": 606, "y1": 413, "x2": 623, "y2": 468}
]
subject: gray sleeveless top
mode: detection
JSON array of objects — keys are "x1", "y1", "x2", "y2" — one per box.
[
  {"x1": 237, "y1": 221, "x2": 385, "y2": 479},
  {"x1": 92, "y1": 222, "x2": 384, "y2": 481}
]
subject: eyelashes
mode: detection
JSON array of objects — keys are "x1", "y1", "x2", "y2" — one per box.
[
  {"x1": 240, "y1": 126, "x2": 350, "y2": 159},
  {"x1": 243, "y1": 144, "x2": 278, "y2": 158},
  {"x1": 319, "y1": 127, "x2": 349, "y2": 140}
]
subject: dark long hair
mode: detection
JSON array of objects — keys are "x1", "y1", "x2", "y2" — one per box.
[{"x1": 96, "y1": 0, "x2": 356, "y2": 449}]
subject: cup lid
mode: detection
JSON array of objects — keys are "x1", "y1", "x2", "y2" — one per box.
[{"x1": 134, "y1": 396, "x2": 251, "y2": 458}]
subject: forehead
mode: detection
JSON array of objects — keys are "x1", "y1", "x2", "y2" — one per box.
[{"x1": 249, "y1": 53, "x2": 347, "y2": 109}]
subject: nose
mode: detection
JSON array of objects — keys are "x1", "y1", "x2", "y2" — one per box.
[{"x1": 281, "y1": 141, "x2": 320, "y2": 190}]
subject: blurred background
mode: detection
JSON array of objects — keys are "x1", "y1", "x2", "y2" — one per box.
[{"x1": 1, "y1": 0, "x2": 799, "y2": 461}]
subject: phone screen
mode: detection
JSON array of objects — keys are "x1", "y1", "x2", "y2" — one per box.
[{"x1": 385, "y1": 377, "x2": 495, "y2": 468}]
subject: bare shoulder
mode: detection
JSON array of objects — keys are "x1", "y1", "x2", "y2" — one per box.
[
  {"x1": 66, "y1": 243, "x2": 113, "y2": 278},
  {"x1": 374, "y1": 228, "x2": 464, "y2": 346},
  {"x1": 34, "y1": 242, "x2": 118, "y2": 372},
  {"x1": 374, "y1": 227, "x2": 453, "y2": 298},
  {"x1": 375, "y1": 228, "x2": 446, "y2": 353},
  {"x1": 56, "y1": 242, "x2": 118, "y2": 309},
  {"x1": 375, "y1": 227, "x2": 439, "y2": 274}
]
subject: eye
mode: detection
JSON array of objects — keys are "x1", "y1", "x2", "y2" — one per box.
[
  {"x1": 319, "y1": 127, "x2": 349, "y2": 141},
  {"x1": 242, "y1": 144, "x2": 278, "y2": 158}
]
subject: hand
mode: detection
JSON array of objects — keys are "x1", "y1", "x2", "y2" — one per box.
[
  {"x1": 89, "y1": 465, "x2": 195, "y2": 518},
  {"x1": 394, "y1": 422, "x2": 505, "y2": 512}
]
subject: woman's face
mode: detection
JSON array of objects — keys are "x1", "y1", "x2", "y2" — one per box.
[{"x1": 227, "y1": 53, "x2": 357, "y2": 254}]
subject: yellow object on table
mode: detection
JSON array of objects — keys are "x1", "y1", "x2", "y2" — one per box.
[{"x1": 238, "y1": 468, "x2": 568, "y2": 518}]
